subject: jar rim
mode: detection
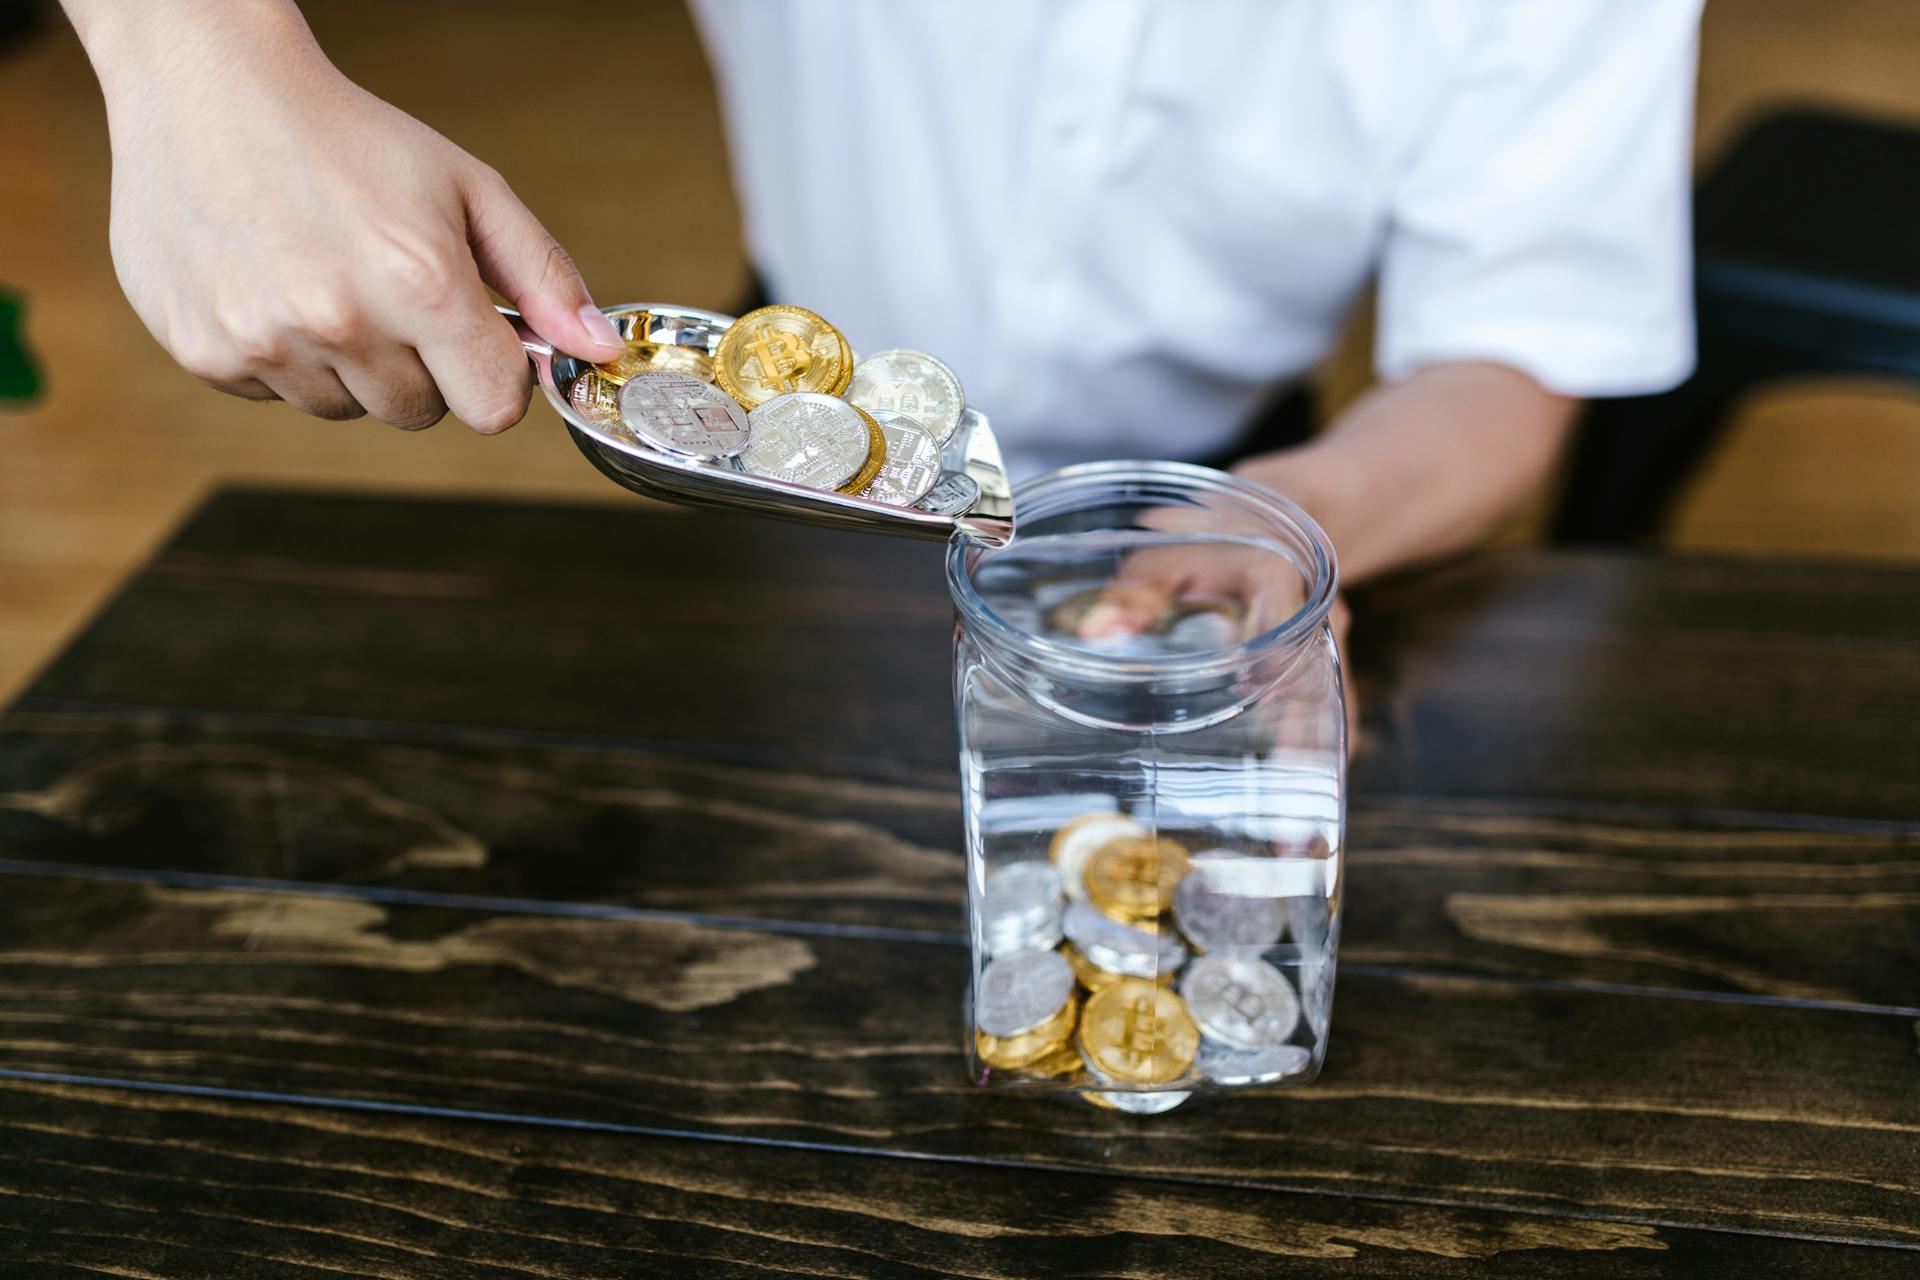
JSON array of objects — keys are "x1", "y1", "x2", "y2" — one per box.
[{"x1": 945, "y1": 460, "x2": 1340, "y2": 682}]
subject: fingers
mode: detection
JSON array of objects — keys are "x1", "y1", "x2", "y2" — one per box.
[
  {"x1": 255, "y1": 362, "x2": 366, "y2": 421},
  {"x1": 411, "y1": 268, "x2": 535, "y2": 434},
  {"x1": 190, "y1": 373, "x2": 279, "y2": 401},
  {"x1": 461, "y1": 165, "x2": 625, "y2": 363},
  {"x1": 334, "y1": 347, "x2": 448, "y2": 431}
]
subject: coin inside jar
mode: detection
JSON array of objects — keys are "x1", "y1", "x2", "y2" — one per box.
[
  {"x1": 846, "y1": 348, "x2": 966, "y2": 445},
  {"x1": 976, "y1": 992, "x2": 1079, "y2": 1070},
  {"x1": 981, "y1": 861, "x2": 1066, "y2": 957},
  {"x1": 714, "y1": 304, "x2": 853, "y2": 409},
  {"x1": 1195, "y1": 1041, "x2": 1312, "y2": 1086},
  {"x1": 739, "y1": 392, "x2": 873, "y2": 490},
  {"x1": 1063, "y1": 902, "x2": 1187, "y2": 979},
  {"x1": 1077, "y1": 978, "x2": 1200, "y2": 1086},
  {"x1": 1173, "y1": 851, "x2": 1287, "y2": 952},
  {"x1": 975, "y1": 947, "x2": 1075, "y2": 1039},
  {"x1": 615, "y1": 372, "x2": 751, "y2": 459},
  {"x1": 855, "y1": 410, "x2": 943, "y2": 507},
  {"x1": 1063, "y1": 942, "x2": 1174, "y2": 991},
  {"x1": 1084, "y1": 835, "x2": 1191, "y2": 923},
  {"x1": 1049, "y1": 812, "x2": 1146, "y2": 904},
  {"x1": 1180, "y1": 954, "x2": 1301, "y2": 1050}
]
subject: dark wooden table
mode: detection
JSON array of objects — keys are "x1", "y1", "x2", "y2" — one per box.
[{"x1": 1, "y1": 488, "x2": 1915, "y2": 1277}]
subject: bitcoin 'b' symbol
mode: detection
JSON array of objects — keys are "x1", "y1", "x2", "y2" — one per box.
[
  {"x1": 746, "y1": 324, "x2": 812, "y2": 391},
  {"x1": 714, "y1": 305, "x2": 852, "y2": 409},
  {"x1": 1123, "y1": 995, "x2": 1164, "y2": 1057}
]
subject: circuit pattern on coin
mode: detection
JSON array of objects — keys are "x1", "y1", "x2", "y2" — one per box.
[
  {"x1": 567, "y1": 370, "x2": 621, "y2": 423},
  {"x1": 915, "y1": 472, "x2": 983, "y2": 516},
  {"x1": 857, "y1": 410, "x2": 943, "y2": 506},
  {"x1": 616, "y1": 372, "x2": 751, "y2": 459},
  {"x1": 739, "y1": 393, "x2": 873, "y2": 490}
]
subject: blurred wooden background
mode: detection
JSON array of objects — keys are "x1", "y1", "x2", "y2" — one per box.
[{"x1": 3, "y1": 0, "x2": 1919, "y2": 701}]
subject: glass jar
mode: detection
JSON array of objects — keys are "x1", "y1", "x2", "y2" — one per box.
[{"x1": 947, "y1": 461, "x2": 1345, "y2": 1112}]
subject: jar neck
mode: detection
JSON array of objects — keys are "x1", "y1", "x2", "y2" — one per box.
[{"x1": 947, "y1": 460, "x2": 1340, "y2": 689}]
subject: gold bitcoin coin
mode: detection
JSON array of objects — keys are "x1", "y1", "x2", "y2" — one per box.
[
  {"x1": 838, "y1": 406, "x2": 888, "y2": 494},
  {"x1": 1078, "y1": 979, "x2": 1200, "y2": 1086},
  {"x1": 976, "y1": 993, "x2": 1078, "y2": 1070},
  {"x1": 1017, "y1": 1043, "x2": 1086, "y2": 1080},
  {"x1": 595, "y1": 341, "x2": 714, "y2": 386},
  {"x1": 567, "y1": 370, "x2": 621, "y2": 423},
  {"x1": 713, "y1": 304, "x2": 852, "y2": 409},
  {"x1": 1085, "y1": 836, "x2": 1191, "y2": 923}
]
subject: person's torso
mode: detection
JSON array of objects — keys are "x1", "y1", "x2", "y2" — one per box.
[{"x1": 690, "y1": 0, "x2": 1486, "y2": 475}]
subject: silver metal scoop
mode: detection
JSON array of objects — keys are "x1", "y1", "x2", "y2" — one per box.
[{"x1": 504, "y1": 303, "x2": 1015, "y2": 547}]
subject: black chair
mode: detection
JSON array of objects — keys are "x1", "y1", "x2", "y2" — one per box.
[{"x1": 1553, "y1": 107, "x2": 1920, "y2": 544}]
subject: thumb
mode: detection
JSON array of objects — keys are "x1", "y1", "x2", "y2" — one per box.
[{"x1": 463, "y1": 168, "x2": 626, "y2": 362}]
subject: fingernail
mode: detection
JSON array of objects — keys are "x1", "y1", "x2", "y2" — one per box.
[{"x1": 578, "y1": 304, "x2": 624, "y2": 350}]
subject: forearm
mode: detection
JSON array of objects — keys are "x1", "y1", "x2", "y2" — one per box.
[
  {"x1": 61, "y1": 0, "x2": 322, "y2": 103},
  {"x1": 1236, "y1": 362, "x2": 1577, "y2": 584}
]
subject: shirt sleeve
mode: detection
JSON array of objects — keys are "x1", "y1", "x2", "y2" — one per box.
[{"x1": 1374, "y1": 0, "x2": 1703, "y2": 397}]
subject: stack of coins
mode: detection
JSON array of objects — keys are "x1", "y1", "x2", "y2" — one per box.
[
  {"x1": 973, "y1": 949, "x2": 1080, "y2": 1078},
  {"x1": 969, "y1": 802, "x2": 1319, "y2": 1109},
  {"x1": 568, "y1": 304, "x2": 967, "y2": 511}
]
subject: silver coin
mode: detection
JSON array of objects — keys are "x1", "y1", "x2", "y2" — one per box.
[
  {"x1": 1064, "y1": 902, "x2": 1187, "y2": 978},
  {"x1": 975, "y1": 947, "x2": 1074, "y2": 1038},
  {"x1": 1181, "y1": 954, "x2": 1301, "y2": 1050},
  {"x1": 1164, "y1": 608, "x2": 1242, "y2": 653},
  {"x1": 986, "y1": 914, "x2": 1064, "y2": 958},
  {"x1": 915, "y1": 471, "x2": 982, "y2": 516},
  {"x1": 739, "y1": 392, "x2": 872, "y2": 490},
  {"x1": 983, "y1": 859, "x2": 1066, "y2": 958},
  {"x1": 982, "y1": 861, "x2": 1064, "y2": 933},
  {"x1": 615, "y1": 372, "x2": 750, "y2": 459},
  {"x1": 856, "y1": 410, "x2": 943, "y2": 507},
  {"x1": 1196, "y1": 1041, "x2": 1312, "y2": 1086},
  {"x1": 1173, "y1": 852, "x2": 1286, "y2": 953},
  {"x1": 847, "y1": 349, "x2": 966, "y2": 445}
]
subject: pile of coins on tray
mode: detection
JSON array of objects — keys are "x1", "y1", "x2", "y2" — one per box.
[
  {"x1": 971, "y1": 807, "x2": 1315, "y2": 1111},
  {"x1": 565, "y1": 303, "x2": 960, "y2": 509}
]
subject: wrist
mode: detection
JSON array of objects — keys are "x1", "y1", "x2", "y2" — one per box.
[
  {"x1": 1231, "y1": 441, "x2": 1361, "y2": 564},
  {"x1": 64, "y1": 0, "x2": 321, "y2": 104}
]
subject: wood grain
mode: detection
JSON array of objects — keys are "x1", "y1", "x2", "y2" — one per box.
[
  {"x1": 0, "y1": 872, "x2": 1914, "y2": 1246},
  {"x1": 19, "y1": 491, "x2": 1920, "y2": 821},
  {"x1": 9, "y1": 1077, "x2": 1914, "y2": 1279},
  {"x1": 4, "y1": 710, "x2": 1917, "y2": 1007}
]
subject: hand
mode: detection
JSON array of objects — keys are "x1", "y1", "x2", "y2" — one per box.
[
  {"x1": 81, "y1": 5, "x2": 627, "y2": 430},
  {"x1": 1071, "y1": 508, "x2": 1359, "y2": 756}
]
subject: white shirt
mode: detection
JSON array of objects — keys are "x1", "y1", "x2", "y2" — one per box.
[{"x1": 690, "y1": 0, "x2": 1701, "y2": 477}]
